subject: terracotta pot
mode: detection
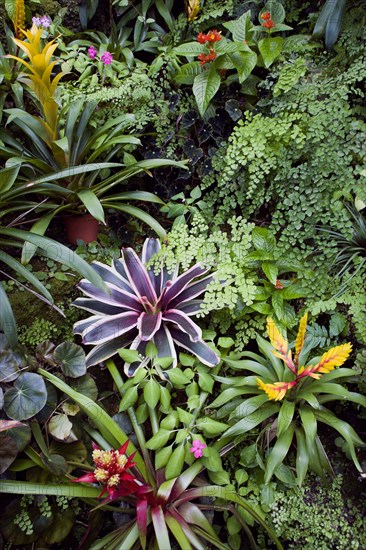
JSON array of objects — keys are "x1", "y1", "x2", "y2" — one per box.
[{"x1": 63, "y1": 214, "x2": 99, "y2": 245}]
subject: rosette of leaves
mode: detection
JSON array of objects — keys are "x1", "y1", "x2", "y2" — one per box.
[
  {"x1": 73, "y1": 238, "x2": 220, "y2": 375},
  {"x1": 210, "y1": 313, "x2": 366, "y2": 485}
]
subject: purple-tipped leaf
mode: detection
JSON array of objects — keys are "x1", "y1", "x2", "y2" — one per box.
[
  {"x1": 78, "y1": 281, "x2": 143, "y2": 312},
  {"x1": 167, "y1": 274, "x2": 214, "y2": 310},
  {"x1": 136, "y1": 499, "x2": 148, "y2": 550},
  {"x1": 123, "y1": 248, "x2": 157, "y2": 305},
  {"x1": 178, "y1": 300, "x2": 204, "y2": 316},
  {"x1": 163, "y1": 310, "x2": 202, "y2": 342},
  {"x1": 113, "y1": 258, "x2": 128, "y2": 280},
  {"x1": 91, "y1": 261, "x2": 131, "y2": 292},
  {"x1": 170, "y1": 328, "x2": 220, "y2": 367},
  {"x1": 74, "y1": 315, "x2": 102, "y2": 336},
  {"x1": 85, "y1": 332, "x2": 136, "y2": 368},
  {"x1": 161, "y1": 264, "x2": 208, "y2": 308},
  {"x1": 81, "y1": 312, "x2": 140, "y2": 345},
  {"x1": 137, "y1": 312, "x2": 162, "y2": 341},
  {"x1": 73, "y1": 298, "x2": 130, "y2": 316},
  {"x1": 142, "y1": 239, "x2": 164, "y2": 296},
  {"x1": 153, "y1": 326, "x2": 177, "y2": 368}
]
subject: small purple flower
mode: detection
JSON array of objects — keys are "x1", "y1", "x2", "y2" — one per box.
[
  {"x1": 88, "y1": 46, "x2": 98, "y2": 60},
  {"x1": 100, "y1": 51, "x2": 113, "y2": 65},
  {"x1": 40, "y1": 15, "x2": 52, "y2": 28},
  {"x1": 32, "y1": 16, "x2": 41, "y2": 26},
  {"x1": 189, "y1": 440, "x2": 206, "y2": 459}
]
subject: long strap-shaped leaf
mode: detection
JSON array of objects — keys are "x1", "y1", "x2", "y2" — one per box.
[
  {"x1": 38, "y1": 369, "x2": 147, "y2": 480},
  {"x1": 0, "y1": 283, "x2": 18, "y2": 347},
  {"x1": 151, "y1": 505, "x2": 171, "y2": 550},
  {"x1": 0, "y1": 479, "x2": 100, "y2": 498}
]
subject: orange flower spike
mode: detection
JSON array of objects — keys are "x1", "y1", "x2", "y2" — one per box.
[
  {"x1": 294, "y1": 312, "x2": 308, "y2": 365},
  {"x1": 263, "y1": 19, "x2": 276, "y2": 29},
  {"x1": 274, "y1": 279, "x2": 284, "y2": 289},
  {"x1": 207, "y1": 29, "x2": 222, "y2": 43}
]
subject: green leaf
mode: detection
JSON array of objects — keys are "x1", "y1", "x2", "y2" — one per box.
[
  {"x1": 252, "y1": 227, "x2": 276, "y2": 252},
  {"x1": 196, "y1": 418, "x2": 229, "y2": 436},
  {"x1": 223, "y1": 403, "x2": 279, "y2": 438},
  {"x1": 250, "y1": 301, "x2": 273, "y2": 314},
  {"x1": 165, "y1": 444, "x2": 185, "y2": 479},
  {"x1": 77, "y1": 189, "x2": 105, "y2": 224},
  {"x1": 262, "y1": 261, "x2": 278, "y2": 285},
  {"x1": 177, "y1": 407, "x2": 194, "y2": 424},
  {"x1": 0, "y1": 285, "x2": 17, "y2": 348},
  {"x1": 260, "y1": 1, "x2": 286, "y2": 24},
  {"x1": 0, "y1": 480, "x2": 100, "y2": 498},
  {"x1": 48, "y1": 414, "x2": 73, "y2": 441},
  {"x1": 235, "y1": 469, "x2": 249, "y2": 485},
  {"x1": 54, "y1": 342, "x2": 86, "y2": 378},
  {"x1": 155, "y1": 445, "x2": 173, "y2": 469},
  {"x1": 281, "y1": 283, "x2": 306, "y2": 300},
  {"x1": 229, "y1": 50, "x2": 257, "y2": 84},
  {"x1": 264, "y1": 424, "x2": 295, "y2": 483},
  {"x1": 174, "y1": 62, "x2": 202, "y2": 85},
  {"x1": 4, "y1": 373, "x2": 47, "y2": 421},
  {"x1": 173, "y1": 42, "x2": 206, "y2": 57},
  {"x1": 145, "y1": 429, "x2": 172, "y2": 450},
  {"x1": 118, "y1": 349, "x2": 141, "y2": 364},
  {"x1": 277, "y1": 400, "x2": 295, "y2": 437},
  {"x1": 295, "y1": 427, "x2": 309, "y2": 485},
  {"x1": 202, "y1": 447, "x2": 222, "y2": 473},
  {"x1": 258, "y1": 37, "x2": 283, "y2": 68},
  {"x1": 223, "y1": 11, "x2": 253, "y2": 42},
  {"x1": 143, "y1": 379, "x2": 161, "y2": 409},
  {"x1": 271, "y1": 292, "x2": 284, "y2": 320},
  {"x1": 193, "y1": 65, "x2": 221, "y2": 117},
  {"x1": 198, "y1": 372, "x2": 214, "y2": 393},
  {"x1": 167, "y1": 369, "x2": 191, "y2": 385},
  {"x1": 118, "y1": 385, "x2": 139, "y2": 411}
]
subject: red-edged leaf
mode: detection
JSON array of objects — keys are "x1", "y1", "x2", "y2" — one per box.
[
  {"x1": 137, "y1": 499, "x2": 148, "y2": 550},
  {"x1": 151, "y1": 505, "x2": 171, "y2": 550}
]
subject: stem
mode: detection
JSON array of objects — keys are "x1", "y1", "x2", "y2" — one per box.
[
  {"x1": 189, "y1": 364, "x2": 222, "y2": 428},
  {"x1": 148, "y1": 406, "x2": 159, "y2": 435},
  {"x1": 106, "y1": 359, "x2": 124, "y2": 395}
]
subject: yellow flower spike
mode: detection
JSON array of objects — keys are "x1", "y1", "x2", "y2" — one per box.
[
  {"x1": 257, "y1": 378, "x2": 297, "y2": 401},
  {"x1": 294, "y1": 311, "x2": 308, "y2": 363},
  {"x1": 185, "y1": 0, "x2": 201, "y2": 21},
  {"x1": 267, "y1": 318, "x2": 288, "y2": 355},
  {"x1": 317, "y1": 342, "x2": 352, "y2": 373}
]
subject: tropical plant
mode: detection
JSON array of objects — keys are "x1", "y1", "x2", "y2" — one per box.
[
  {"x1": 170, "y1": 1, "x2": 292, "y2": 115},
  {"x1": 73, "y1": 237, "x2": 220, "y2": 373},
  {"x1": 0, "y1": 368, "x2": 283, "y2": 550},
  {"x1": 210, "y1": 313, "x2": 366, "y2": 484}
]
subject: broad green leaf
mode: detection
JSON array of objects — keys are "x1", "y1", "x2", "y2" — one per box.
[
  {"x1": 144, "y1": 379, "x2": 161, "y2": 409},
  {"x1": 167, "y1": 369, "x2": 191, "y2": 385},
  {"x1": 4, "y1": 373, "x2": 47, "y2": 421},
  {"x1": 54, "y1": 342, "x2": 86, "y2": 378},
  {"x1": 264, "y1": 424, "x2": 295, "y2": 483},
  {"x1": 223, "y1": 11, "x2": 254, "y2": 42},
  {"x1": 174, "y1": 62, "x2": 202, "y2": 85},
  {"x1": 193, "y1": 65, "x2": 221, "y2": 116},
  {"x1": 118, "y1": 385, "x2": 139, "y2": 411},
  {"x1": 118, "y1": 349, "x2": 141, "y2": 364},
  {"x1": 172, "y1": 42, "x2": 206, "y2": 57},
  {"x1": 101, "y1": 203, "x2": 167, "y2": 239},
  {"x1": 198, "y1": 372, "x2": 214, "y2": 392},
  {"x1": 146, "y1": 429, "x2": 172, "y2": 450},
  {"x1": 229, "y1": 50, "x2": 257, "y2": 83},
  {"x1": 77, "y1": 189, "x2": 105, "y2": 224},
  {"x1": 196, "y1": 418, "x2": 228, "y2": 436},
  {"x1": 165, "y1": 444, "x2": 185, "y2": 479},
  {"x1": 48, "y1": 414, "x2": 73, "y2": 441},
  {"x1": 155, "y1": 445, "x2": 173, "y2": 469},
  {"x1": 0, "y1": 164, "x2": 20, "y2": 194},
  {"x1": 262, "y1": 261, "x2": 278, "y2": 284},
  {"x1": 260, "y1": 1, "x2": 286, "y2": 23},
  {"x1": 258, "y1": 37, "x2": 283, "y2": 68}
]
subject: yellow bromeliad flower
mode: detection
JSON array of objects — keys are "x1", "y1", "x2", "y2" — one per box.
[
  {"x1": 257, "y1": 379, "x2": 297, "y2": 401},
  {"x1": 257, "y1": 314, "x2": 352, "y2": 400},
  {"x1": 297, "y1": 342, "x2": 352, "y2": 379}
]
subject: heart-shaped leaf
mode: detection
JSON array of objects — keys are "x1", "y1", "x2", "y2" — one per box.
[
  {"x1": 4, "y1": 372, "x2": 47, "y2": 420},
  {"x1": 54, "y1": 342, "x2": 86, "y2": 378},
  {"x1": 0, "y1": 351, "x2": 20, "y2": 383}
]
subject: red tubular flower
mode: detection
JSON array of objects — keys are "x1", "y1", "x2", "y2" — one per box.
[
  {"x1": 198, "y1": 49, "x2": 217, "y2": 66},
  {"x1": 197, "y1": 32, "x2": 208, "y2": 44},
  {"x1": 74, "y1": 440, "x2": 140, "y2": 499},
  {"x1": 262, "y1": 19, "x2": 276, "y2": 29},
  {"x1": 197, "y1": 29, "x2": 221, "y2": 44},
  {"x1": 260, "y1": 11, "x2": 271, "y2": 20}
]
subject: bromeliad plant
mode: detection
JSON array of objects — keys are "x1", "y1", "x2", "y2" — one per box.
[
  {"x1": 210, "y1": 313, "x2": 366, "y2": 485},
  {"x1": 73, "y1": 238, "x2": 220, "y2": 374}
]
